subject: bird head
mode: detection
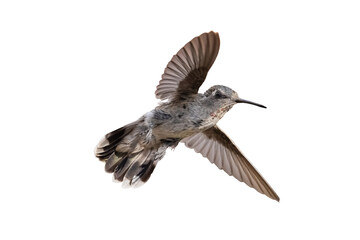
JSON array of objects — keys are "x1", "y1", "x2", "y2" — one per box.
[{"x1": 204, "y1": 85, "x2": 266, "y2": 117}]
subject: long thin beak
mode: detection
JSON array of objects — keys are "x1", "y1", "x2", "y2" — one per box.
[{"x1": 234, "y1": 98, "x2": 267, "y2": 108}]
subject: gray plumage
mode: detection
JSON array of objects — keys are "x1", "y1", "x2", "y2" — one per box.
[{"x1": 95, "y1": 31, "x2": 279, "y2": 201}]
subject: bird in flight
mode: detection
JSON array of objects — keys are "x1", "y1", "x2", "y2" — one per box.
[{"x1": 95, "y1": 31, "x2": 279, "y2": 201}]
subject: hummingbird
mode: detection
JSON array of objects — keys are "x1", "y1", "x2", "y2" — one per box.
[{"x1": 95, "y1": 31, "x2": 279, "y2": 201}]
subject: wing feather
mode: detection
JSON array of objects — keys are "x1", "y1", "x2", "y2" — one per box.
[
  {"x1": 182, "y1": 126, "x2": 280, "y2": 201},
  {"x1": 155, "y1": 31, "x2": 220, "y2": 100}
]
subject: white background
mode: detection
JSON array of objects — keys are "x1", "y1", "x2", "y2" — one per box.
[{"x1": 1, "y1": 0, "x2": 359, "y2": 239}]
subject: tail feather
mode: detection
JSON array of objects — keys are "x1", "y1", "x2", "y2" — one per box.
[
  {"x1": 136, "y1": 161, "x2": 157, "y2": 184},
  {"x1": 112, "y1": 152, "x2": 145, "y2": 181},
  {"x1": 113, "y1": 156, "x2": 130, "y2": 181},
  {"x1": 116, "y1": 148, "x2": 165, "y2": 187},
  {"x1": 95, "y1": 121, "x2": 167, "y2": 187},
  {"x1": 123, "y1": 150, "x2": 152, "y2": 181},
  {"x1": 105, "y1": 151, "x2": 127, "y2": 173},
  {"x1": 95, "y1": 122, "x2": 137, "y2": 161}
]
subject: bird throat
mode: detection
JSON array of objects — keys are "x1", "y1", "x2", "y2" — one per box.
[{"x1": 209, "y1": 105, "x2": 232, "y2": 121}]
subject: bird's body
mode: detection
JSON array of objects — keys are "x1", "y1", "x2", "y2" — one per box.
[
  {"x1": 150, "y1": 91, "x2": 233, "y2": 140},
  {"x1": 95, "y1": 32, "x2": 280, "y2": 201}
]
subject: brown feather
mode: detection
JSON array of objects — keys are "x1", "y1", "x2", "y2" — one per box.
[
  {"x1": 155, "y1": 31, "x2": 220, "y2": 100},
  {"x1": 182, "y1": 125, "x2": 280, "y2": 201}
]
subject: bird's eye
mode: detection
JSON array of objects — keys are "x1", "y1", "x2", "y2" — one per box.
[{"x1": 214, "y1": 91, "x2": 225, "y2": 99}]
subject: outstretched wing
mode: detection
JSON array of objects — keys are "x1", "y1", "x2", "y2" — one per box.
[
  {"x1": 182, "y1": 126, "x2": 280, "y2": 201},
  {"x1": 155, "y1": 31, "x2": 220, "y2": 100}
]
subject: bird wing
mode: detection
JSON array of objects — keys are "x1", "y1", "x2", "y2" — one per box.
[
  {"x1": 182, "y1": 125, "x2": 280, "y2": 201},
  {"x1": 155, "y1": 31, "x2": 220, "y2": 100}
]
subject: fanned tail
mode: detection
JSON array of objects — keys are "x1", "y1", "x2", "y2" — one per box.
[{"x1": 95, "y1": 121, "x2": 167, "y2": 186}]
